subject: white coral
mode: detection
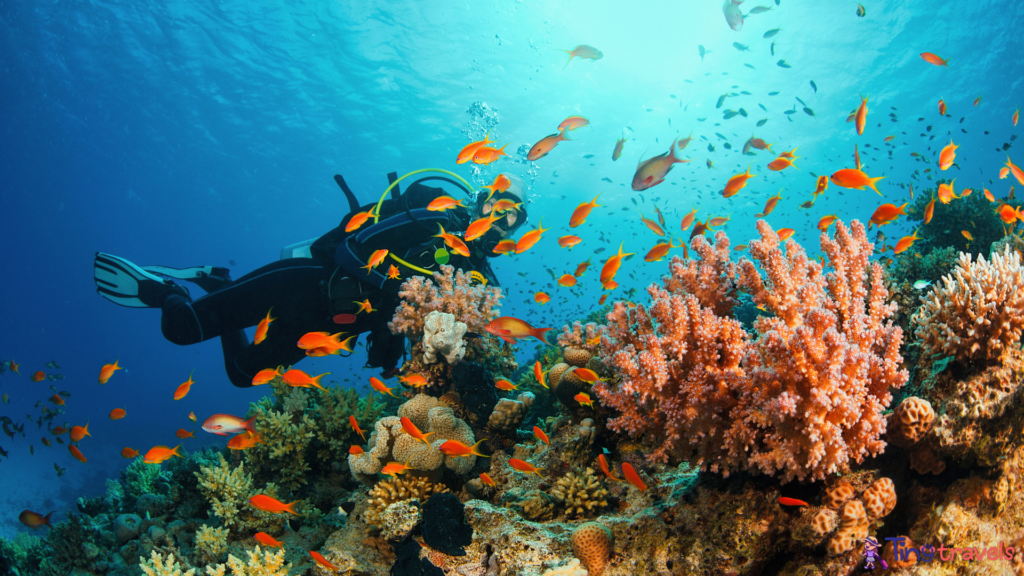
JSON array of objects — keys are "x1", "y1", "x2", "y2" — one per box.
[
  {"x1": 913, "y1": 246, "x2": 1024, "y2": 362},
  {"x1": 422, "y1": 311, "x2": 468, "y2": 365}
]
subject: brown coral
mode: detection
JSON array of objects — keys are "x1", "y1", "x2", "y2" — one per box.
[
  {"x1": 363, "y1": 477, "x2": 448, "y2": 526},
  {"x1": 571, "y1": 522, "x2": 613, "y2": 576}
]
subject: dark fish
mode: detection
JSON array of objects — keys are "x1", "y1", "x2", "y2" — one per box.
[
  {"x1": 757, "y1": 118, "x2": 768, "y2": 127},
  {"x1": 733, "y1": 42, "x2": 750, "y2": 51},
  {"x1": 777, "y1": 59, "x2": 791, "y2": 68},
  {"x1": 763, "y1": 27, "x2": 781, "y2": 38},
  {"x1": 810, "y1": 80, "x2": 818, "y2": 93}
]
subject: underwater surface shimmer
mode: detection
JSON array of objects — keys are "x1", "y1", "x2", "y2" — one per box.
[{"x1": 3, "y1": 0, "x2": 1024, "y2": 574}]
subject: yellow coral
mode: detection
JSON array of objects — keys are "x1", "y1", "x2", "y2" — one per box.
[
  {"x1": 140, "y1": 551, "x2": 196, "y2": 576},
  {"x1": 194, "y1": 525, "x2": 229, "y2": 565},
  {"x1": 363, "y1": 477, "x2": 448, "y2": 525},
  {"x1": 203, "y1": 546, "x2": 289, "y2": 576}
]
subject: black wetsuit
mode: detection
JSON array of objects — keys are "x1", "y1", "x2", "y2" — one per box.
[{"x1": 160, "y1": 181, "x2": 497, "y2": 388}]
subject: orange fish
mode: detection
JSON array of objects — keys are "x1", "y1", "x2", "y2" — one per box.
[
  {"x1": 249, "y1": 494, "x2": 301, "y2": 515},
  {"x1": 361, "y1": 249, "x2": 389, "y2": 274},
  {"x1": 680, "y1": 207, "x2": 698, "y2": 231},
  {"x1": 755, "y1": 190, "x2": 783, "y2": 217},
  {"x1": 938, "y1": 99, "x2": 947, "y2": 116},
  {"x1": 349, "y1": 445, "x2": 364, "y2": 455},
  {"x1": 435, "y1": 224, "x2": 471, "y2": 257},
  {"x1": 632, "y1": 136, "x2": 693, "y2": 191},
  {"x1": 621, "y1": 462, "x2": 648, "y2": 492},
  {"x1": 121, "y1": 447, "x2": 139, "y2": 458},
  {"x1": 254, "y1": 309, "x2": 275, "y2": 345},
  {"x1": 533, "y1": 361, "x2": 549, "y2": 389},
  {"x1": 723, "y1": 165, "x2": 755, "y2": 198},
  {"x1": 492, "y1": 239, "x2": 518, "y2": 255},
  {"x1": 32, "y1": 371, "x2": 46, "y2": 382},
  {"x1": 817, "y1": 214, "x2": 838, "y2": 232},
  {"x1": 369, "y1": 376, "x2": 399, "y2": 398},
  {"x1": 439, "y1": 439, "x2": 489, "y2": 458},
  {"x1": 484, "y1": 317, "x2": 552, "y2": 344},
  {"x1": 924, "y1": 196, "x2": 936, "y2": 224},
  {"x1": 310, "y1": 551, "x2": 338, "y2": 571},
  {"x1": 830, "y1": 168, "x2": 885, "y2": 195},
  {"x1": 767, "y1": 155, "x2": 798, "y2": 171},
  {"x1": 495, "y1": 379, "x2": 518, "y2": 391},
  {"x1": 612, "y1": 132, "x2": 628, "y2": 161},
  {"x1": 558, "y1": 235, "x2": 582, "y2": 249},
  {"x1": 202, "y1": 414, "x2": 257, "y2": 436},
  {"x1": 527, "y1": 131, "x2": 569, "y2": 161},
  {"x1": 855, "y1": 94, "x2": 869, "y2": 136},
  {"x1": 869, "y1": 203, "x2": 908, "y2": 228},
  {"x1": 482, "y1": 173, "x2": 512, "y2": 199},
  {"x1": 466, "y1": 213, "x2": 503, "y2": 242},
  {"x1": 400, "y1": 416, "x2": 433, "y2": 445},
  {"x1": 282, "y1": 369, "x2": 329, "y2": 391},
  {"x1": 557, "y1": 274, "x2": 577, "y2": 287},
  {"x1": 777, "y1": 228, "x2": 795, "y2": 241},
  {"x1": 456, "y1": 133, "x2": 497, "y2": 164},
  {"x1": 778, "y1": 497, "x2": 809, "y2": 507},
  {"x1": 98, "y1": 360, "x2": 122, "y2": 384},
  {"x1": 515, "y1": 219, "x2": 549, "y2": 254},
  {"x1": 598, "y1": 454, "x2": 620, "y2": 482},
  {"x1": 574, "y1": 257, "x2": 591, "y2": 277},
  {"x1": 920, "y1": 52, "x2": 950, "y2": 67},
  {"x1": 1006, "y1": 156, "x2": 1024, "y2": 185},
  {"x1": 354, "y1": 299, "x2": 375, "y2": 314},
  {"x1": 427, "y1": 195, "x2": 467, "y2": 211},
  {"x1": 473, "y1": 144, "x2": 509, "y2": 165},
  {"x1": 893, "y1": 230, "x2": 920, "y2": 255},
  {"x1": 69, "y1": 445, "x2": 87, "y2": 463},
  {"x1": 49, "y1": 394, "x2": 64, "y2": 406},
  {"x1": 381, "y1": 460, "x2": 413, "y2": 477},
  {"x1": 109, "y1": 408, "x2": 126, "y2": 420},
  {"x1": 939, "y1": 139, "x2": 958, "y2": 170},
  {"x1": 349, "y1": 415, "x2": 366, "y2": 441},
  {"x1": 574, "y1": 392, "x2": 594, "y2": 408},
  {"x1": 600, "y1": 243, "x2": 634, "y2": 285},
  {"x1": 569, "y1": 194, "x2": 602, "y2": 228},
  {"x1": 533, "y1": 426, "x2": 549, "y2": 446},
  {"x1": 252, "y1": 367, "x2": 282, "y2": 386},
  {"x1": 480, "y1": 473, "x2": 496, "y2": 487},
  {"x1": 70, "y1": 424, "x2": 90, "y2": 443},
  {"x1": 175, "y1": 429, "x2": 195, "y2": 439},
  {"x1": 254, "y1": 532, "x2": 284, "y2": 548},
  {"x1": 18, "y1": 510, "x2": 53, "y2": 529},
  {"x1": 937, "y1": 180, "x2": 957, "y2": 204},
  {"x1": 227, "y1": 431, "x2": 264, "y2": 450},
  {"x1": 344, "y1": 207, "x2": 378, "y2": 233},
  {"x1": 572, "y1": 368, "x2": 603, "y2": 383},
  {"x1": 398, "y1": 373, "x2": 429, "y2": 388},
  {"x1": 173, "y1": 370, "x2": 195, "y2": 401},
  {"x1": 962, "y1": 230, "x2": 974, "y2": 241},
  {"x1": 534, "y1": 292, "x2": 551, "y2": 305},
  {"x1": 508, "y1": 458, "x2": 543, "y2": 476}
]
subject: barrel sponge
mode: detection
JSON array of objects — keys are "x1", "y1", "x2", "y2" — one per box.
[
  {"x1": 571, "y1": 522, "x2": 613, "y2": 576},
  {"x1": 862, "y1": 477, "x2": 897, "y2": 520},
  {"x1": 398, "y1": 394, "x2": 445, "y2": 431}
]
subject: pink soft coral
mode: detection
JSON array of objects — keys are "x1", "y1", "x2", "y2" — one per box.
[{"x1": 595, "y1": 220, "x2": 908, "y2": 482}]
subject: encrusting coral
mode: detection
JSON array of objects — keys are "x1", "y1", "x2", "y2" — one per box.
[
  {"x1": 596, "y1": 221, "x2": 908, "y2": 482},
  {"x1": 913, "y1": 246, "x2": 1024, "y2": 364}
]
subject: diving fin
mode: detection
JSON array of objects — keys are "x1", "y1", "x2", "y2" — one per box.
[{"x1": 94, "y1": 253, "x2": 189, "y2": 308}]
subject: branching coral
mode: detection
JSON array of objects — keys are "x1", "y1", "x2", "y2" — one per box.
[
  {"x1": 363, "y1": 476, "x2": 449, "y2": 525},
  {"x1": 596, "y1": 220, "x2": 908, "y2": 482},
  {"x1": 913, "y1": 246, "x2": 1024, "y2": 363}
]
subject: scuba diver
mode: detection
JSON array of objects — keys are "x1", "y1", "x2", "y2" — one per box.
[{"x1": 93, "y1": 170, "x2": 528, "y2": 388}]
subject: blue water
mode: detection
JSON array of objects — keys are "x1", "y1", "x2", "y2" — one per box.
[{"x1": 1, "y1": 0, "x2": 1021, "y2": 538}]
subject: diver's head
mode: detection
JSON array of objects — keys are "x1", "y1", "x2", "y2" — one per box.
[{"x1": 472, "y1": 174, "x2": 529, "y2": 256}]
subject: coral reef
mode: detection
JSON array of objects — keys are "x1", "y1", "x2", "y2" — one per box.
[
  {"x1": 423, "y1": 310, "x2": 468, "y2": 364},
  {"x1": 913, "y1": 246, "x2": 1024, "y2": 364}
]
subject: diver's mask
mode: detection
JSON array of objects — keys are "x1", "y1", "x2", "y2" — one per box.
[{"x1": 472, "y1": 175, "x2": 529, "y2": 256}]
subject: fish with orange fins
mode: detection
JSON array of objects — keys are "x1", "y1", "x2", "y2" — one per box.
[
  {"x1": 439, "y1": 439, "x2": 490, "y2": 458},
  {"x1": 569, "y1": 194, "x2": 603, "y2": 228},
  {"x1": 893, "y1": 230, "x2": 920, "y2": 255},
  {"x1": 855, "y1": 94, "x2": 869, "y2": 136},
  {"x1": 254, "y1": 309, "x2": 275, "y2": 345},
  {"x1": 381, "y1": 460, "x2": 413, "y2": 477},
  {"x1": 920, "y1": 52, "x2": 950, "y2": 67},
  {"x1": 756, "y1": 190, "x2": 783, "y2": 217},
  {"x1": 249, "y1": 494, "x2": 301, "y2": 515},
  {"x1": 369, "y1": 377, "x2": 399, "y2": 398},
  {"x1": 632, "y1": 136, "x2": 693, "y2": 191},
  {"x1": 621, "y1": 462, "x2": 648, "y2": 491},
  {"x1": 345, "y1": 207, "x2": 378, "y2": 233},
  {"x1": 515, "y1": 218, "x2": 549, "y2": 254},
  {"x1": 349, "y1": 415, "x2": 366, "y2": 442},
  {"x1": 435, "y1": 224, "x2": 471, "y2": 257},
  {"x1": 508, "y1": 457, "x2": 544, "y2": 476},
  {"x1": 830, "y1": 168, "x2": 885, "y2": 195},
  {"x1": 723, "y1": 165, "x2": 755, "y2": 198},
  {"x1": 528, "y1": 130, "x2": 570, "y2": 161},
  {"x1": 282, "y1": 369, "x2": 329, "y2": 392},
  {"x1": 400, "y1": 417, "x2": 433, "y2": 445},
  {"x1": 254, "y1": 532, "x2": 284, "y2": 548},
  {"x1": 456, "y1": 133, "x2": 497, "y2": 164},
  {"x1": 484, "y1": 317, "x2": 552, "y2": 344},
  {"x1": 18, "y1": 510, "x2": 53, "y2": 530},
  {"x1": 427, "y1": 196, "x2": 467, "y2": 212},
  {"x1": 98, "y1": 360, "x2": 122, "y2": 384},
  {"x1": 939, "y1": 139, "x2": 958, "y2": 170},
  {"x1": 173, "y1": 370, "x2": 196, "y2": 401},
  {"x1": 143, "y1": 444, "x2": 183, "y2": 464},
  {"x1": 202, "y1": 414, "x2": 257, "y2": 436},
  {"x1": 252, "y1": 367, "x2": 282, "y2": 386}
]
